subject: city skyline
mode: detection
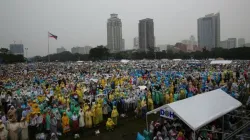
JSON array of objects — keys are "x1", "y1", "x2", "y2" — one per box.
[{"x1": 0, "y1": 0, "x2": 250, "y2": 56}]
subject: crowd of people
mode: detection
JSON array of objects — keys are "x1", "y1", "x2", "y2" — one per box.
[{"x1": 0, "y1": 59, "x2": 249, "y2": 140}]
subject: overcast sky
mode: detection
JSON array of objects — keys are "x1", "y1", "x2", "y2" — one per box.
[{"x1": 0, "y1": 0, "x2": 249, "y2": 57}]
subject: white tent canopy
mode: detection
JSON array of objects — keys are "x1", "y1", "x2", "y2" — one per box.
[
  {"x1": 121, "y1": 59, "x2": 130, "y2": 63},
  {"x1": 146, "y1": 89, "x2": 242, "y2": 131},
  {"x1": 210, "y1": 60, "x2": 232, "y2": 65}
]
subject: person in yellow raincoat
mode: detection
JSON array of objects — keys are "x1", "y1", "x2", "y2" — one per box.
[
  {"x1": 170, "y1": 83, "x2": 174, "y2": 94},
  {"x1": 147, "y1": 95, "x2": 154, "y2": 111},
  {"x1": 62, "y1": 112, "x2": 70, "y2": 134},
  {"x1": 106, "y1": 118, "x2": 115, "y2": 131},
  {"x1": 109, "y1": 93, "x2": 114, "y2": 101},
  {"x1": 83, "y1": 103, "x2": 89, "y2": 112},
  {"x1": 33, "y1": 104, "x2": 40, "y2": 113},
  {"x1": 85, "y1": 108, "x2": 93, "y2": 128},
  {"x1": 111, "y1": 106, "x2": 119, "y2": 125},
  {"x1": 165, "y1": 92, "x2": 170, "y2": 104},
  {"x1": 180, "y1": 89, "x2": 185, "y2": 100},
  {"x1": 92, "y1": 105, "x2": 98, "y2": 126},
  {"x1": 97, "y1": 104, "x2": 103, "y2": 123},
  {"x1": 76, "y1": 85, "x2": 83, "y2": 103},
  {"x1": 169, "y1": 93, "x2": 174, "y2": 103},
  {"x1": 101, "y1": 77, "x2": 106, "y2": 88}
]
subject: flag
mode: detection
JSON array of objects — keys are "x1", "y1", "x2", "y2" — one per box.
[{"x1": 48, "y1": 32, "x2": 58, "y2": 40}]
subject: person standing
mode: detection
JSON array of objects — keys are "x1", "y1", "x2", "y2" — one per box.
[
  {"x1": 79, "y1": 109, "x2": 85, "y2": 129},
  {"x1": 7, "y1": 119, "x2": 20, "y2": 140},
  {"x1": 7, "y1": 106, "x2": 17, "y2": 122},
  {"x1": 54, "y1": 111, "x2": 61, "y2": 133},
  {"x1": 103, "y1": 103, "x2": 108, "y2": 120},
  {"x1": 62, "y1": 112, "x2": 70, "y2": 134},
  {"x1": 0, "y1": 125, "x2": 8, "y2": 140},
  {"x1": 50, "y1": 114, "x2": 57, "y2": 136},
  {"x1": 111, "y1": 106, "x2": 119, "y2": 125},
  {"x1": 85, "y1": 108, "x2": 93, "y2": 128},
  {"x1": 36, "y1": 112, "x2": 43, "y2": 133},
  {"x1": 72, "y1": 112, "x2": 79, "y2": 135},
  {"x1": 45, "y1": 111, "x2": 51, "y2": 133},
  {"x1": 29, "y1": 112, "x2": 37, "y2": 139},
  {"x1": 20, "y1": 117, "x2": 29, "y2": 140}
]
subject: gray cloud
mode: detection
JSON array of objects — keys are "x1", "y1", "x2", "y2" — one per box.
[{"x1": 0, "y1": 0, "x2": 249, "y2": 56}]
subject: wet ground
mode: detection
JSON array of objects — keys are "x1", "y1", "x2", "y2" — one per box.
[{"x1": 60, "y1": 113, "x2": 157, "y2": 140}]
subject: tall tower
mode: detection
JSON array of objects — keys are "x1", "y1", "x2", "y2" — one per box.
[
  {"x1": 107, "y1": 14, "x2": 123, "y2": 53},
  {"x1": 197, "y1": 13, "x2": 220, "y2": 49},
  {"x1": 139, "y1": 18, "x2": 155, "y2": 52}
]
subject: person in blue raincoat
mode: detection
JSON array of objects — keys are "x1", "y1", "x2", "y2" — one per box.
[{"x1": 174, "y1": 92, "x2": 179, "y2": 101}]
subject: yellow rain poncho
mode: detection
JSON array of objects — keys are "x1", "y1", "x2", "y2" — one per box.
[
  {"x1": 83, "y1": 104, "x2": 89, "y2": 112},
  {"x1": 97, "y1": 104, "x2": 103, "y2": 123},
  {"x1": 169, "y1": 93, "x2": 174, "y2": 103},
  {"x1": 111, "y1": 106, "x2": 119, "y2": 125},
  {"x1": 101, "y1": 78, "x2": 106, "y2": 88},
  {"x1": 147, "y1": 96, "x2": 154, "y2": 111},
  {"x1": 62, "y1": 112, "x2": 70, "y2": 133},
  {"x1": 85, "y1": 110, "x2": 93, "y2": 128},
  {"x1": 106, "y1": 118, "x2": 115, "y2": 131},
  {"x1": 92, "y1": 105, "x2": 98, "y2": 125},
  {"x1": 165, "y1": 93, "x2": 170, "y2": 104}
]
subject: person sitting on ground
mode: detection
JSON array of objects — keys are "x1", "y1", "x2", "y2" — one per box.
[{"x1": 106, "y1": 118, "x2": 115, "y2": 131}]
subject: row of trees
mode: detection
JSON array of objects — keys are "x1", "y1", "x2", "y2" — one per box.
[
  {"x1": 2, "y1": 45, "x2": 250, "y2": 63},
  {"x1": 31, "y1": 46, "x2": 250, "y2": 62}
]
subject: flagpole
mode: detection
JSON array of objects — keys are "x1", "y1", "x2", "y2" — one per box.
[{"x1": 48, "y1": 32, "x2": 50, "y2": 62}]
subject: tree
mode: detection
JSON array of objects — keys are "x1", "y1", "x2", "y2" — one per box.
[
  {"x1": 89, "y1": 46, "x2": 110, "y2": 60},
  {"x1": 0, "y1": 48, "x2": 9, "y2": 54}
]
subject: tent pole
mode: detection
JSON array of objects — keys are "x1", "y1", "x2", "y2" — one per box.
[
  {"x1": 222, "y1": 116, "x2": 225, "y2": 140},
  {"x1": 146, "y1": 114, "x2": 148, "y2": 131}
]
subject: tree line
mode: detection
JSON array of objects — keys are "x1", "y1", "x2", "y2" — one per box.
[{"x1": 2, "y1": 45, "x2": 250, "y2": 63}]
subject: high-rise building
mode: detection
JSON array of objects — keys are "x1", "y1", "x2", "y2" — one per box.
[
  {"x1": 121, "y1": 39, "x2": 125, "y2": 51},
  {"x1": 238, "y1": 38, "x2": 245, "y2": 47},
  {"x1": 220, "y1": 40, "x2": 228, "y2": 49},
  {"x1": 71, "y1": 46, "x2": 92, "y2": 54},
  {"x1": 220, "y1": 38, "x2": 237, "y2": 49},
  {"x1": 9, "y1": 44, "x2": 24, "y2": 55},
  {"x1": 107, "y1": 14, "x2": 123, "y2": 53},
  {"x1": 227, "y1": 38, "x2": 237, "y2": 49},
  {"x1": 83, "y1": 46, "x2": 92, "y2": 54},
  {"x1": 139, "y1": 18, "x2": 155, "y2": 52},
  {"x1": 133, "y1": 37, "x2": 139, "y2": 50},
  {"x1": 198, "y1": 13, "x2": 220, "y2": 49},
  {"x1": 56, "y1": 47, "x2": 66, "y2": 53},
  {"x1": 245, "y1": 43, "x2": 250, "y2": 47},
  {"x1": 72, "y1": 46, "x2": 84, "y2": 54}
]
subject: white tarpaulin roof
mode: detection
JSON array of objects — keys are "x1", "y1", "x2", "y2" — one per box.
[
  {"x1": 146, "y1": 89, "x2": 242, "y2": 131},
  {"x1": 121, "y1": 59, "x2": 130, "y2": 63},
  {"x1": 210, "y1": 60, "x2": 232, "y2": 65}
]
